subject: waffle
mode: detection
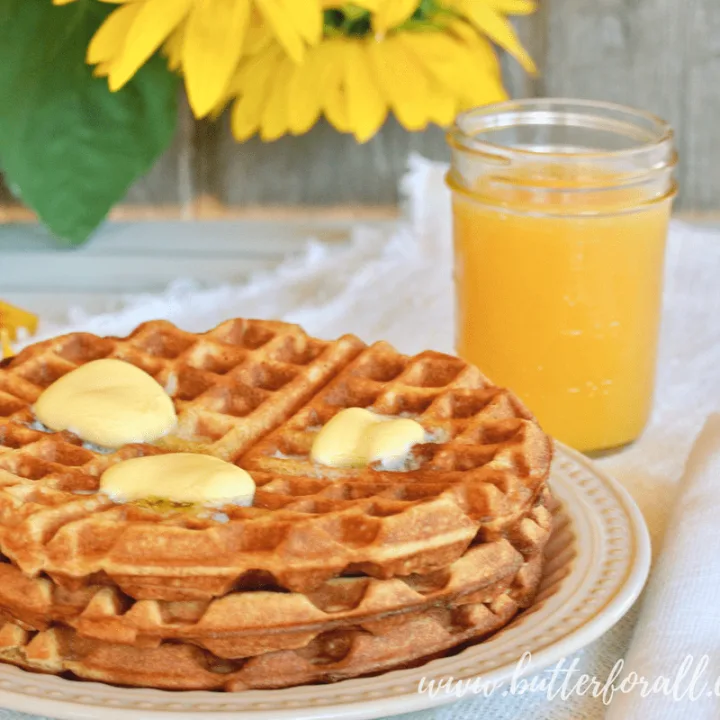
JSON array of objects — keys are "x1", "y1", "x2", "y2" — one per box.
[
  {"x1": 1, "y1": 318, "x2": 365, "y2": 459},
  {"x1": 0, "y1": 500, "x2": 549, "y2": 692},
  {"x1": 0, "y1": 493, "x2": 550, "y2": 657},
  {"x1": 0, "y1": 317, "x2": 554, "y2": 690},
  {"x1": 0, "y1": 322, "x2": 551, "y2": 600},
  {"x1": 0, "y1": 595, "x2": 519, "y2": 690}
]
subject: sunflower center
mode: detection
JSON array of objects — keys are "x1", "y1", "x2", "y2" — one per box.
[{"x1": 323, "y1": 0, "x2": 454, "y2": 38}]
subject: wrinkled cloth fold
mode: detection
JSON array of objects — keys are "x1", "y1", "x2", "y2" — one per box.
[{"x1": 605, "y1": 414, "x2": 720, "y2": 720}]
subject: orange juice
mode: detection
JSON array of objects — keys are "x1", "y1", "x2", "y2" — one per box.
[
  {"x1": 448, "y1": 101, "x2": 677, "y2": 452},
  {"x1": 451, "y1": 167, "x2": 673, "y2": 451}
]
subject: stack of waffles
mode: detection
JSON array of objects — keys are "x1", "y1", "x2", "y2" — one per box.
[{"x1": 0, "y1": 318, "x2": 553, "y2": 690}]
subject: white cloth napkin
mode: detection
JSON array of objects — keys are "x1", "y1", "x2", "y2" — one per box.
[
  {"x1": 5, "y1": 156, "x2": 720, "y2": 720},
  {"x1": 606, "y1": 413, "x2": 720, "y2": 720}
]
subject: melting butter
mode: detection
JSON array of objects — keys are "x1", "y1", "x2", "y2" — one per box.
[
  {"x1": 100, "y1": 453, "x2": 256, "y2": 506},
  {"x1": 310, "y1": 407, "x2": 425, "y2": 469},
  {"x1": 310, "y1": 408, "x2": 379, "y2": 468},
  {"x1": 365, "y1": 418, "x2": 426, "y2": 465},
  {"x1": 34, "y1": 358, "x2": 177, "y2": 448}
]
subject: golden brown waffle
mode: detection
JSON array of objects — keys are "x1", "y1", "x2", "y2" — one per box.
[
  {"x1": 242, "y1": 341, "x2": 551, "y2": 534},
  {"x1": 0, "y1": 317, "x2": 554, "y2": 692},
  {"x1": 0, "y1": 494, "x2": 550, "y2": 658},
  {"x1": 0, "y1": 507, "x2": 548, "y2": 692},
  {"x1": 0, "y1": 323, "x2": 552, "y2": 601},
  {"x1": 0, "y1": 540, "x2": 521, "y2": 639},
  {"x1": 0, "y1": 596, "x2": 519, "y2": 690},
  {"x1": 0, "y1": 318, "x2": 365, "y2": 459}
]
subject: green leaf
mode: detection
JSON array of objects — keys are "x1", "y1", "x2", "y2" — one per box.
[{"x1": 0, "y1": 0, "x2": 179, "y2": 245}]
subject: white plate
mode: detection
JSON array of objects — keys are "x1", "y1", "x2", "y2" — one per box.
[{"x1": 0, "y1": 443, "x2": 650, "y2": 720}]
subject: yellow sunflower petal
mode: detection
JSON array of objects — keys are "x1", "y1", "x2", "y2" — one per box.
[
  {"x1": 346, "y1": 42, "x2": 387, "y2": 142},
  {"x1": 261, "y1": 56, "x2": 293, "y2": 140},
  {"x1": 452, "y1": 21, "x2": 508, "y2": 102},
  {"x1": 468, "y1": 33, "x2": 506, "y2": 82},
  {"x1": 93, "y1": 60, "x2": 115, "y2": 78},
  {"x1": 315, "y1": 40, "x2": 343, "y2": 108},
  {"x1": 242, "y1": 24, "x2": 275, "y2": 58},
  {"x1": 182, "y1": 0, "x2": 250, "y2": 118},
  {"x1": 320, "y1": 41, "x2": 350, "y2": 133},
  {"x1": 255, "y1": 0, "x2": 305, "y2": 63},
  {"x1": 446, "y1": 17, "x2": 479, "y2": 45},
  {"x1": 227, "y1": 52, "x2": 264, "y2": 94},
  {"x1": 107, "y1": 0, "x2": 193, "y2": 91},
  {"x1": 87, "y1": 2, "x2": 142, "y2": 64},
  {"x1": 287, "y1": 46, "x2": 325, "y2": 135},
  {"x1": 454, "y1": 33, "x2": 507, "y2": 109},
  {"x1": 396, "y1": 31, "x2": 485, "y2": 105},
  {"x1": 457, "y1": 69, "x2": 507, "y2": 110},
  {"x1": 372, "y1": 0, "x2": 419, "y2": 34},
  {"x1": 425, "y1": 81, "x2": 457, "y2": 127},
  {"x1": 230, "y1": 47, "x2": 283, "y2": 141},
  {"x1": 164, "y1": 24, "x2": 185, "y2": 72},
  {"x1": 321, "y1": 0, "x2": 379, "y2": 8},
  {"x1": 231, "y1": 100, "x2": 261, "y2": 143},
  {"x1": 454, "y1": 0, "x2": 536, "y2": 73},
  {"x1": 279, "y1": 0, "x2": 322, "y2": 45},
  {"x1": 325, "y1": 84, "x2": 350, "y2": 134},
  {"x1": 368, "y1": 36, "x2": 430, "y2": 131},
  {"x1": 485, "y1": 0, "x2": 536, "y2": 15}
]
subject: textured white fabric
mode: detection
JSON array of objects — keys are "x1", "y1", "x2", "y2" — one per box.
[
  {"x1": 605, "y1": 414, "x2": 720, "y2": 720},
  {"x1": 6, "y1": 155, "x2": 720, "y2": 719}
]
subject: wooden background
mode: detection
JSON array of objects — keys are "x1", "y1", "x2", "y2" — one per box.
[{"x1": 1, "y1": 0, "x2": 717, "y2": 216}]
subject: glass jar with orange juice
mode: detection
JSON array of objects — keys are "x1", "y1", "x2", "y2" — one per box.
[{"x1": 446, "y1": 100, "x2": 677, "y2": 453}]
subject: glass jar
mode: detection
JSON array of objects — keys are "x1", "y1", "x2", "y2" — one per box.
[{"x1": 446, "y1": 99, "x2": 677, "y2": 453}]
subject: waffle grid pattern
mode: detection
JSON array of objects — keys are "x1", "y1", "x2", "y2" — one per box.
[
  {"x1": 0, "y1": 319, "x2": 554, "y2": 691},
  {"x1": 0, "y1": 496, "x2": 550, "y2": 653},
  {"x1": 0, "y1": 594, "x2": 521, "y2": 690}
]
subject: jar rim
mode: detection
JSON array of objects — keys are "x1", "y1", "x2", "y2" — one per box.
[{"x1": 448, "y1": 98, "x2": 674, "y2": 161}]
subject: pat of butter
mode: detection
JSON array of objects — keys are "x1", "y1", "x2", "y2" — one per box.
[
  {"x1": 100, "y1": 453, "x2": 256, "y2": 506},
  {"x1": 34, "y1": 359, "x2": 177, "y2": 448},
  {"x1": 311, "y1": 407, "x2": 425, "y2": 469},
  {"x1": 365, "y1": 418, "x2": 426, "y2": 465}
]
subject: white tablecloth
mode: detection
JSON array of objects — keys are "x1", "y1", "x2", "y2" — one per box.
[{"x1": 6, "y1": 155, "x2": 720, "y2": 720}]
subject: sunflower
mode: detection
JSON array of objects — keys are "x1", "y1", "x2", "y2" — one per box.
[
  {"x1": 224, "y1": 22, "x2": 503, "y2": 143},
  {"x1": 56, "y1": 0, "x2": 536, "y2": 140},
  {"x1": 53, "y1": 0, "x2": 323, "y2": 117},
  {"x1": 224, "y1": 1, "x2": 535, "y2": 142}
]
